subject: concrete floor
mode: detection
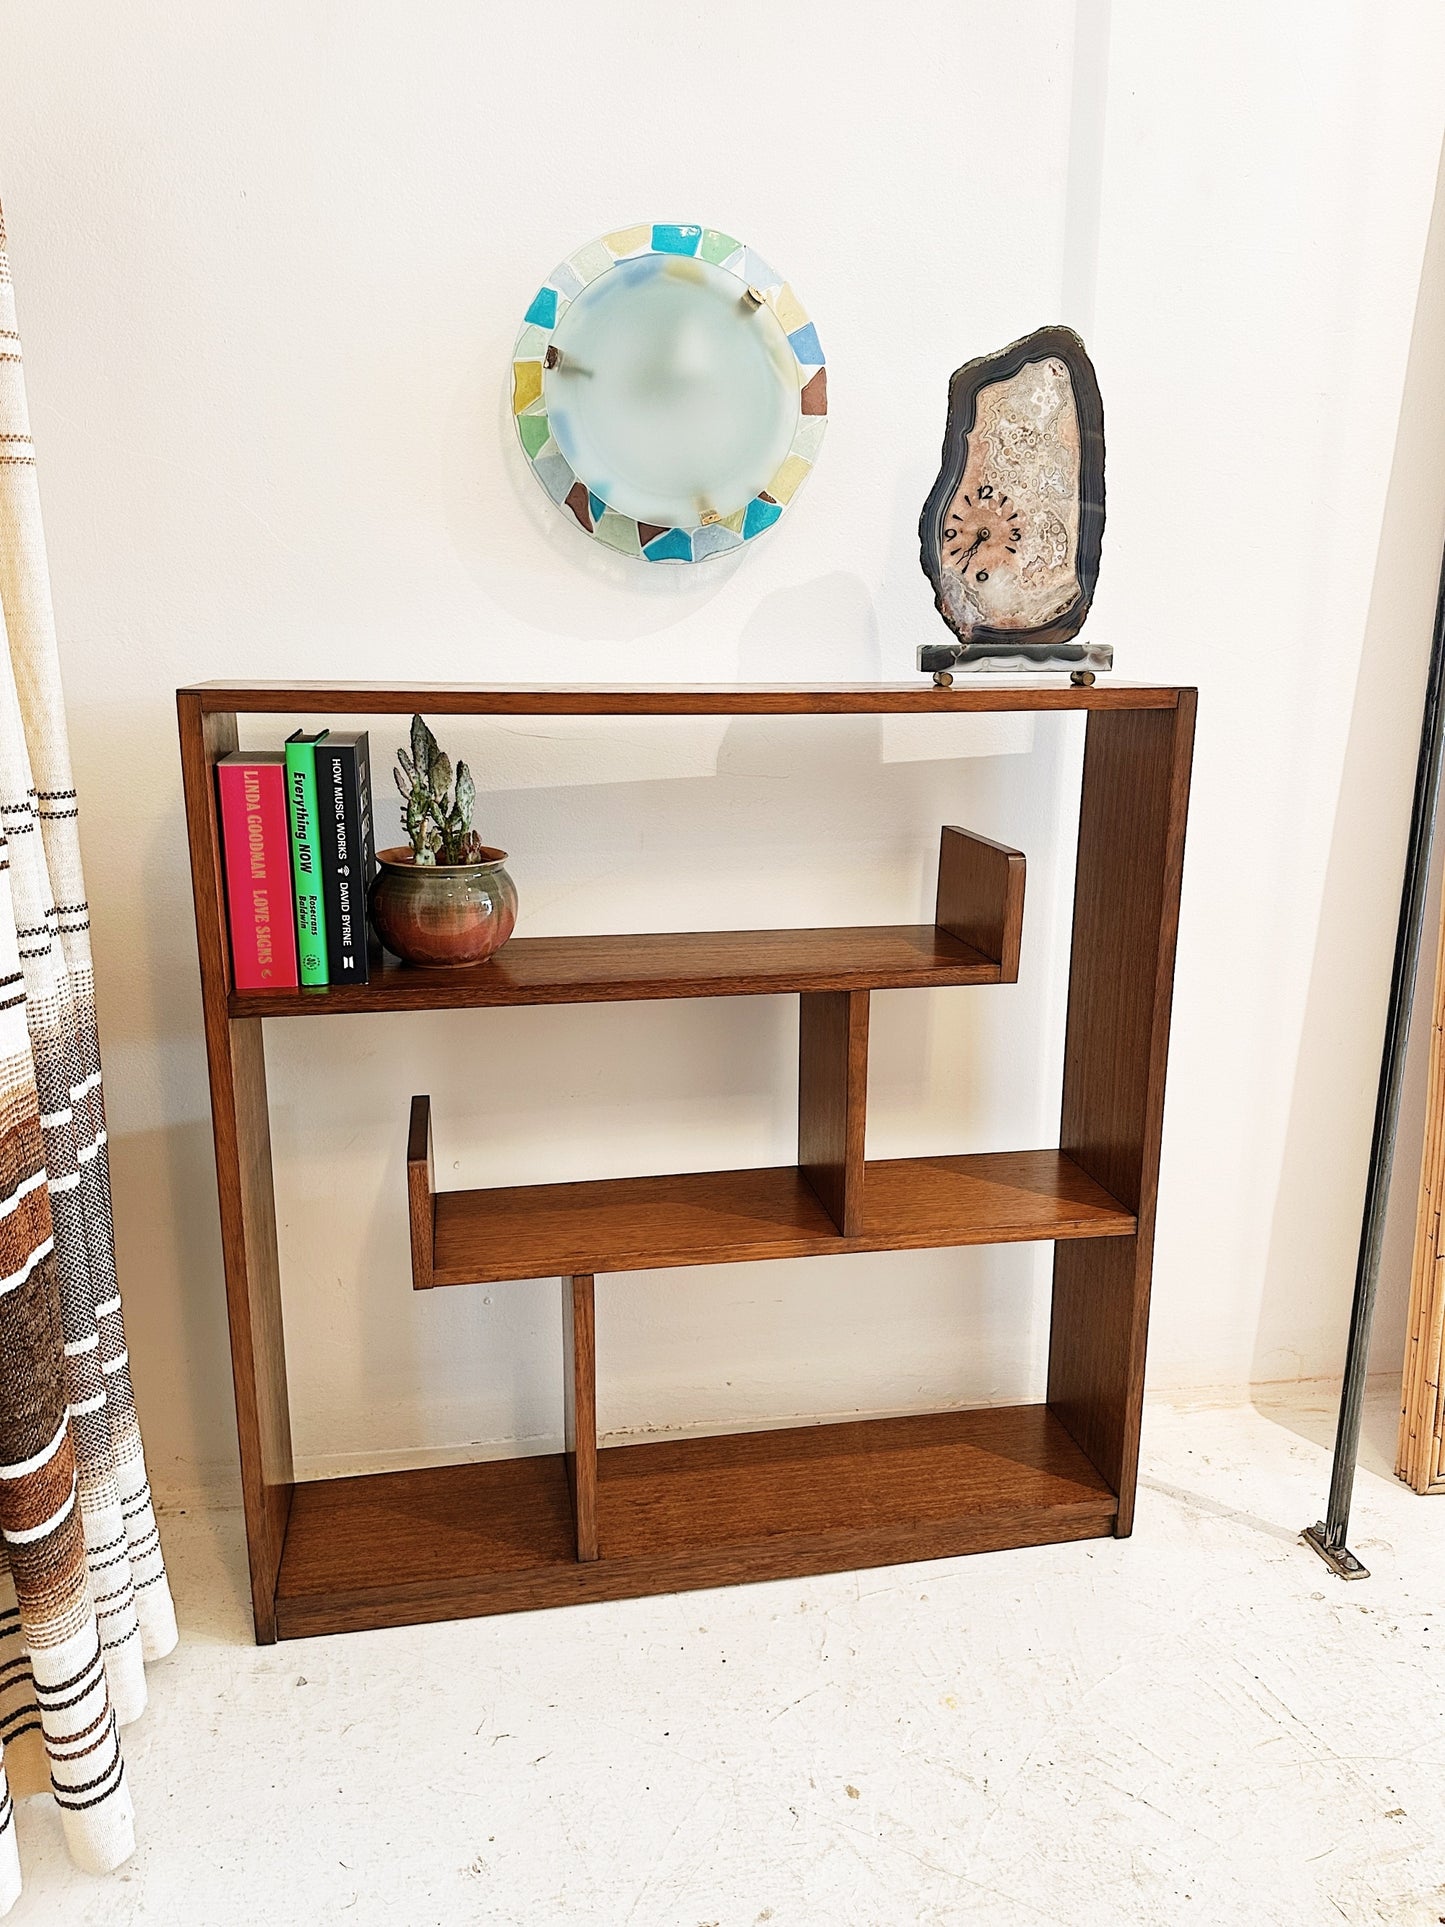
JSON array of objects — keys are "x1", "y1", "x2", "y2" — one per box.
[{"x1": 14, "y1": 1385, "x2": 1445, "y2": 1927}]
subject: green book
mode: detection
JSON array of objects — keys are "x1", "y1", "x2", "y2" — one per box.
[{"x1": 285, "y1": 729, "x2": 330, "y2": 985}]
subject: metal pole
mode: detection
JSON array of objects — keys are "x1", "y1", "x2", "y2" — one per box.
[{"x1": 1304, "y1": 547, "x2": 1445, "y2": 1579}]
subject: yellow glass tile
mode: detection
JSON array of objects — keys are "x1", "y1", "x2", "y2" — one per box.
[
  {"x1": 604, "y1": 224, "x2": 650, "y2": 258},
  {"x1": 766, "y1": 454, "x2": 812, "y2": 504},
  {"x1": 771, "y1": 283, "x2": 808, "y2": 333},
  {"x1": 511, "y1": 360, "x2": 543, "y2": 414},
  {"x1": 720, "y1": 507, "x2": 748, "y2": 534}
]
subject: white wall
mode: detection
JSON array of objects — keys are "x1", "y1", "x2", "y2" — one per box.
[{"x1": 1, "y1": 1, "x2": 1443, "y2": 1498}]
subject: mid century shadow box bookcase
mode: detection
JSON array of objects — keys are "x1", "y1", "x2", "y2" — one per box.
[{"x1": 179, "y1": 679, "x2": 1195, "y2": 1644}]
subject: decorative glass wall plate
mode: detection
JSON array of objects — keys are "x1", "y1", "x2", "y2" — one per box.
[
  {"x1": 918, "y1": 325, "x2": 1111, "y2": 675},
  {"x1": 512, "y1": 225, "x2": 827, "y2": 563}
]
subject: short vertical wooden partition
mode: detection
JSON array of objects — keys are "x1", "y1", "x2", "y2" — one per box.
[{"x1": 179, "y1": 680, "x2": 1195, "y2": 1642}]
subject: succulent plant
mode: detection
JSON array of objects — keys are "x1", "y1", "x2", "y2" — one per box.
[{"x1": 393, "y1": 713, "x2": 488, "y2": 865}]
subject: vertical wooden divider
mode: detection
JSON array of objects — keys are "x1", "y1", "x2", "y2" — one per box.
[
  {"x1": 798, "y1": 990, "x2": 870, "y2": 1235},
  {"x1": 561, "y1": 1273, "x2": 599, "y2": 1561},
  {"x1": 405, "y1": 1096, "x2": 436, "y2": 1289},
  {"x1": 177, "y1": 693, "x2": 295, "y2": 1642},
  {"x1": 1047, "y1": 695, "x2": 1196, "y2": 1534}
]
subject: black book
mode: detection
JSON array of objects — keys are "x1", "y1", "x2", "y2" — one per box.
[{"x1": 316, "y1": 731, "x2": 378, "y2": 984}]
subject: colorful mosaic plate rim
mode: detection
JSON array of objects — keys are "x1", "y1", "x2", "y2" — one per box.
[{"x1": 511, "y1": 224, "x2": 828, "y2": 564}]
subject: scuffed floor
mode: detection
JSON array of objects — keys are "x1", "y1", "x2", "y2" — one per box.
[{"x1": 15, "y1": 1388, "x2": 1445, "y2": 1927}]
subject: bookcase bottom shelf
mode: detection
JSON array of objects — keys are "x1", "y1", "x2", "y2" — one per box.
[{"x1": 272, "y1": 1402, "x2": 1118, "y2": 1639}]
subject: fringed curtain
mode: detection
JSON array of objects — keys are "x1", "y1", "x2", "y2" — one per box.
[{"x1": 0, "y1": 202, "x2": 175, "y2": 1904}]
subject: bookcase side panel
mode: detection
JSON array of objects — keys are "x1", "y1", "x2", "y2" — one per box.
[
  {"x1": 1048, "y1": 695, "x2": 1196, "y2": 1531},
  {"x1": 179, "y1": 695, "x2": 294, "y2": 1641}
]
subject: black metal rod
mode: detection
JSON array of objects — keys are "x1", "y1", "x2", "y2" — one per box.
[{"x1": 1320, "y1": 546, "x2": 1445, "y2": 1554}]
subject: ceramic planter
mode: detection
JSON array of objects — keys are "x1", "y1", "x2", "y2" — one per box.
[{"x1": 368, "y1": 846, "x2": 517, "y2": 968}]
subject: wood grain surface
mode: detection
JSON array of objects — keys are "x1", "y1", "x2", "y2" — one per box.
[
  {"x1": 182, "y1": 679, "x2": 1194, "y2": 1643},
  {"x1": 936, "y1": 826, "x2": 1027, "y2": 981},
  {"x1": 562, "y1": 1275, "x2": 598, "y2": 1560},
  {"x1": 177, "y1": 692, "x2": 294, "y2": 1642},
  {"x1": 1399, "y1": 862, "x2": 1445, "y2": 1492},
  {"x1": 272, "y1": 1403, "x2": 1117, "y2": 1638},
  {"x1": 405, "y1": 1094, "x2": 435, "y2": 1290},
  {"x1": 798, "y1": 990, "x2": 870, "y2": 1234},
  {"x1": 228, "y1": 924, "x2": 1001, "y2": 1016},
  {"x1": 1048, "y1": 695, "x2": 1196, "y2": 1535},
  {"x1": 418, "y1": 1146, "x2": 1134, "y2": 1286},
  {"x1": 184, "y1": 680, "x2": 1185, "y2": 716}
]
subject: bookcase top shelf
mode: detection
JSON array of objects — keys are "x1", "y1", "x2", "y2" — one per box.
[
  {"x1": 228, "y1": 922, "x2": 1003, "y2": 1017},
  {"x1": 180, "y1": 680, "x2": 1190, "y2": 717}
]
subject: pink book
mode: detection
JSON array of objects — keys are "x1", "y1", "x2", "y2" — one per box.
[{"x1": 217, "y1": 753, "x2": 300, "y2": 990}]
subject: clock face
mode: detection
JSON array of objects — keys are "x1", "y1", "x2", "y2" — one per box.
[
  {"x1": 919, "y1": 328, "x2": 1104, "y2": 652},
  {"x1": 940, "y1": 483, "x2": 1025, "y2": 587}
]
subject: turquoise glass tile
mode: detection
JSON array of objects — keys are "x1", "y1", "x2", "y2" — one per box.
[
  {"x1": 642, "y1": 526, "x2": 693, "y2": 561},
  {"x1": 587, "y1": 491, "x2": 606, "y2": 523},
  {"x1": 651, "y1": 224, "x2": 702, "y2": 256},
  {"x1": 787, "y1": 322, "x2": 825, "y2": 367},
  {"x1": 691, "y1": 523, "x2": 744, "y2": 561},
  {"x1": 742, "y1": 498, "x2": 784, "y2": 540},
  {"x1": 523, "y1": 287, "x2": 558, "y2": 329}
]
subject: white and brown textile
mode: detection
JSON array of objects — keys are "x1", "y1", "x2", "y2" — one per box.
[{"x1": 0, "y1": 201, "x2": 176, "y2": 1903}]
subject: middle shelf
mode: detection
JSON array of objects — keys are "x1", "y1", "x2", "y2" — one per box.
[{"x1": 407, "y1": 1101, "x2": 1136, "y2": 1287}]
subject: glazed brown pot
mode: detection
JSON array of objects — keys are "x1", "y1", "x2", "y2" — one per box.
[{"x1": 368, "y1": 846, "x2": 518, "y2": 968}]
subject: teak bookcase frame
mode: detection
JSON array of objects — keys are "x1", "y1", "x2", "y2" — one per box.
[{"x1": 178, "y1": 681, "x2": 1195, "y2": 1644}]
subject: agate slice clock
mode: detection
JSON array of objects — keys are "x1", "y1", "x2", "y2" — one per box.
[
  {"x1": 511, "y1": 224, "x2": 827, "y2": 564},
  {"x1": 918, "y1": 325, "x2": 1109, "y2": 675}
]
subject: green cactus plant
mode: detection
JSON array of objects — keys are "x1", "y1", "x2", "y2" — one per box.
[{"x1": 393, "y1": 713, "x2": 488, "y2": 865}]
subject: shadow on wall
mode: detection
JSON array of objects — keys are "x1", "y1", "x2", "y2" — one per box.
[{"x1": 1252, "y1": 128, "x2": 1445, "y2": 1413}]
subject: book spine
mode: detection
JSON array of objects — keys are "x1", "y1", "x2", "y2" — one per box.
[
  {"x1": 317, "y1": 744, "x2": 348, "y2": 983},
  {"x1": 285, "y1": 738, "x2": 329, "y2": 986},
  {"x1": 318, "y1": 740, "x2": 372, "y2": 984},
  {"x1": 217, "y1": 761, "x2": 299, "y2": 990},
  {"x1": 353, "y1": 733, "x2": 378, "y2": 937}
]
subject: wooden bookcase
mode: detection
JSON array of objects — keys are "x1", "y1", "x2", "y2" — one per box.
[{"x1": 178, "y1": 680, "x2": 1195, "y2": 1644}]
